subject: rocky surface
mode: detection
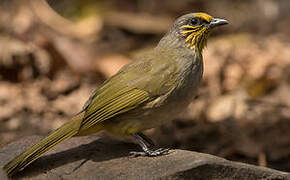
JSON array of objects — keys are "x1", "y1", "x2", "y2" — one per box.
[{"x1": 0, "y1": 135, "x2": 289, "y2": 180}]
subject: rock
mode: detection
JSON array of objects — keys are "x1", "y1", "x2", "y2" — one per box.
[{"x1": 0, "y1": 135, "x2": 289, "y2": 180}]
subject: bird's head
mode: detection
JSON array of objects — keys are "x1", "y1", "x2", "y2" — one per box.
[{"x1": 160, "y1": 12, "x2": 228, "y2": 52}]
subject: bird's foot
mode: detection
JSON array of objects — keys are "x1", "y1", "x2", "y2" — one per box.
[{"x1": 130, "y1": 148, "x2": 170, "y2": 157}]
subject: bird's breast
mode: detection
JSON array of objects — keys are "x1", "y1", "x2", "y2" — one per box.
[{"x1": 136, "y1": 56, "x2": 204, "y2": 127}]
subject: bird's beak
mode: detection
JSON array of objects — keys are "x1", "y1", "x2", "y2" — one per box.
[{"x1": 209, "y1": 18, "x2": 229, "y2": 28}]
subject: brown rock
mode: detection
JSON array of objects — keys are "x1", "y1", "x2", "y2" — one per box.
[{"x1": 0, "y1": 135, "x2": 289, "y2": 180}]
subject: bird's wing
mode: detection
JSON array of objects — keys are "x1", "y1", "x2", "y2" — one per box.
[
  {"x1": 80, "y1": 86, "x2": 151, "y2": 130},
  {"x1": 80, "y1": 50, "x2": 179, "y2": 131}
]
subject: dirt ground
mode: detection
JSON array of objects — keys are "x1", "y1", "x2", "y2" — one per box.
[{"x1": 0, "y1": 0, "x2": 290, "y2": 172}]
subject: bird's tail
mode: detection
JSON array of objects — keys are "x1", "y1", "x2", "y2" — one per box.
[{"x1": 3, "y1": 112, "x2": 85, "y2": 177}]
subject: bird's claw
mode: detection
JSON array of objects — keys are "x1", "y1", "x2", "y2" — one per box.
[{"x1": 130, "y1": 148, "x2": 170, "y2": 157}]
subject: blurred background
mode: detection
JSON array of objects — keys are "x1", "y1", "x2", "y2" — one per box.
[{"x1": 0, "y1": 0, "x2": 290, "y2": 172}]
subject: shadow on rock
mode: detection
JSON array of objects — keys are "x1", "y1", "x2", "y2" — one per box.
[{"x1": 8, "y1": 136, "x2": 138, "y2": 179}]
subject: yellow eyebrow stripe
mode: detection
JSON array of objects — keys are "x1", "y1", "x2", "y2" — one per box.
[{"x1": 194, "y1": 12, "x2": 213, "y2": 23}]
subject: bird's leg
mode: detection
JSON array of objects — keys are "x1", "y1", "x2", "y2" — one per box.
[
  {"x1": 136, "y1": 133, "x2": 155, "y2": 147},
  {"x1": 130, "y1": 133, "x2": 169, "y2": 157}
]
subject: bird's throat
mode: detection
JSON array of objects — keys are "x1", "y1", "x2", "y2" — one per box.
[{"x1": 181, "y1": 26, "x2": 210, "y2": 52}]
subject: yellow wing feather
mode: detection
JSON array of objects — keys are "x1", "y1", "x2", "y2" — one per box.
[{"x1": 80, "y1": 87, "x2": 150, "y2": 131}]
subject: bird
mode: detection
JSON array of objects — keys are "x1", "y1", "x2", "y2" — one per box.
[{"x1": 3, "y1": 12, "x2": 228, "y2": 177}]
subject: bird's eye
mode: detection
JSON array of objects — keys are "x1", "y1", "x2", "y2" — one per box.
[{"x1": 190, "y1": 18, "x2": 200, "y2": 26}]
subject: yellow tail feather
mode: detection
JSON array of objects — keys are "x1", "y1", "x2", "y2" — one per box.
[{"x1": 3, "y1": 112, "x2": 85, "y2": 177}]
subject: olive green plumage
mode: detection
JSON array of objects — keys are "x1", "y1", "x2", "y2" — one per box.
[{"x1": 3, "y1": 12, "x2": 228, "y2": 177}]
